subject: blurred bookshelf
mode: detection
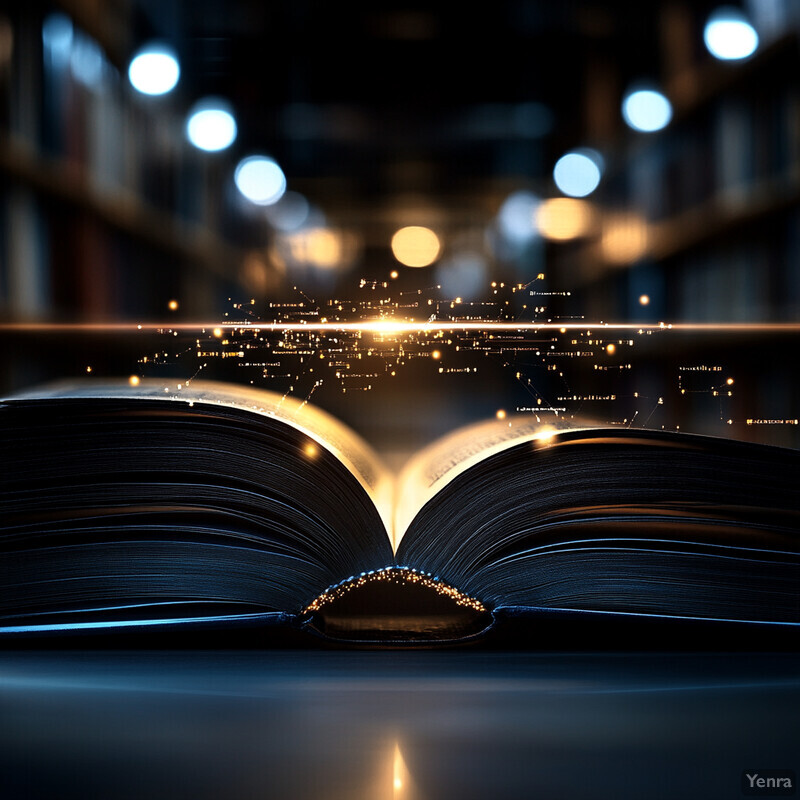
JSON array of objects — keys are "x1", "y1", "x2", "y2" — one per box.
[
  {"x1": 0, "y1": 0, "x2": 799, "y2": 449},
  {"x1": 0, "y1": 0, "x2": 257, "y2": 325},
  {"x1": 543, "y1": 26, "x2": 800, "y2": 449},
  {"x1": 560, "y1": 31, "x2": 800, "y2": 324}
]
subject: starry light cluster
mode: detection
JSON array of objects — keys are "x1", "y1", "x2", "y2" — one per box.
[
  {"x1": 301, "y1": 566, "x2": 487, "y2": 615},
  {"x1": 123, "y1": 273, "x2": 785, "y2": 433},
  {"x1": 143, "y1": 274, "x2": 642, "y2": 415}
]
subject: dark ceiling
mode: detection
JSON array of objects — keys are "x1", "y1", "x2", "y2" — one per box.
[{"x1": 127, "y1": 0, "x2": 725, "y2": 236}]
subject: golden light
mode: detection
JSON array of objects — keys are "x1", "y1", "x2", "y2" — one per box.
[
  {"x1": 303, "y1": 442, "x2": 319, "y2": 458},
  {"x1": 392, "y1": 742, "x2": 409, "y2": 798},
  {"x1": 213, "y1": 327, "x2": 224, "y2": 338},
  {"x1": 391, "y1": 225, "x2": 441, "y2": 267},
  {"x1": 86, "y1": 366, "x2": 92, "y2": 373},
  {"x1": 390, "y1": 270, "x2": 399, "y2": 279},
  {"x1": 303, "y1": 567, "x2": 485, "y2": 614},
  {"x1": 431, "y1": 350, "x2": 441, "y2": 360},
  {"x1": 534, "y1": 427, "x2": 557, "y2": 445},
  {"x1": 128, "y1": 375, "x2": 141, "y2": 386},
  {"x1": 639, "y1": 294, "x2": 650, "y2": 306},
  {"x1": 275, "y1": 227, "x2": 360, "y2": 271},
  {"x1": 601, "y1": 212, "x2": 649, "y2": 264},
  {"x1": 168, "y1": 299, "x2": 179, "y2": 311},
  {"x1": 290, "y1": 227, "x2": 342, "y2": 269},
  {"x1": 362, "y1": 320, "x2": 410, "y2": 335},
  {"x1": 535, "y1": 198, "x2": 594, "y2": 241},
  {"x1": 727, "y1": 378, "x2": 734, "y2": 385},
  {"x1": 496, "y1": 409, "x2": 507, "y2": 420},
  {"x1": 606, "y1": 343, "x2": 616, "y2": 355}
]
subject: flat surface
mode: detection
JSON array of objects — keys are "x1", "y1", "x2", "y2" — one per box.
[{"x1": 1, "y1": 650, "x2": 798, "y2": 799}]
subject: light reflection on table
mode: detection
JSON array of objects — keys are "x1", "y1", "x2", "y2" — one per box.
[{"x1": 1, "y1": 650, "x2": 798, "y2": 799}]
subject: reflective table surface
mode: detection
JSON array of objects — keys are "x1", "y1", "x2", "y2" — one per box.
[{"x1": 1, "y1": 650, "x2": 798, "y2": 799}]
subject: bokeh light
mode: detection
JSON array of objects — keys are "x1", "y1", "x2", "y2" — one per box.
[
  {"x1": 128, "y1": 44, "x2": 180, "y2": 95},
  {"x1": 553, "y1": 151, "x2": 602, "y2": 197},
  {"x1": 704, "y1": 7, "x2": 758, "y2": 60},
  {"x1": 70, "y1": 32, "x2": 105, "y2": 87},
  {"x1": 264, "y1": 191, "x2": 310, "y2": 231},
  {"x1": 42, "y1": 13, "x2": 73, "y2": 65},
  {"x1": 622, "y1": 88, "x2": 672, "y2": 133},
  {"x1": 290, "y1": 228, "x2": 343, "y2": 270},
  {"x1": 601, "y1": 212, "x2": 649, "y2": 264},
  {"x1": 391, "y1": 226, "x2": 441, "y2": 267},
  {"x1": 497, "y1": 190, "x2": 540, "y2": 242},
  {"x1": 235, "y1": 156, "x2": 286, "y2": 206},
  {"x1": 274, "y1": 227, "x2": 361, "y2": 272},
  {"x1": 535, "y1": 198, "x2": 594, "y2": 240},
  {"x1": 186, "y1": 99, "x2": 237, "y2": 152}
]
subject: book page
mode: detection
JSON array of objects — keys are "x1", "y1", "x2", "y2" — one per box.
[
  {"x1": 4, "y1": 378, "x2": 396, "y2": 539},
  {"x1": 393, "y1": 414, "x2": 593, "y2": 548}
]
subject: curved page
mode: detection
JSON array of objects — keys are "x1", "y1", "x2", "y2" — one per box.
[
  {"x1": 8, "y1": 378, "x2": 395, "y2": 534},
  {"x1": 0, "y1": 379, "x2": 395, "y2": 627},
  {"x1": 396, "y1": 427, "x2": 800, "y2": 624},
  {"x1": 394, "y1": 413, "x2": 587, "y2": 549}
]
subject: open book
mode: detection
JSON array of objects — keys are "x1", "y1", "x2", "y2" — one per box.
[{"x1": 2, "y1": 379, "x2": 800, "y2": 647}]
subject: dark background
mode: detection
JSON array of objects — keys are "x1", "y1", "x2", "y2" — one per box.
[{"x1": 1, "y1": 0, "x2": 799, "y2": 453}]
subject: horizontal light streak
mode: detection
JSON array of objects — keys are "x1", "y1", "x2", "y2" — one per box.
[{"x1": 1, "y1": 321, "x2": 800, "y2": 334}]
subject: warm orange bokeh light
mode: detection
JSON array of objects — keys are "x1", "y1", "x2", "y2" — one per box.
[{"x1": 391, "y1": 226, "x2": 441, "y2": 267}]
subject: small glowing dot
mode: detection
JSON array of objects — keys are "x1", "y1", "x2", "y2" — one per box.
[
  {"x1": 128, "y1": 375, "x2": 140, "y2": 386},
  {"x1": 304, "y1": 443, "x2": 319, "y2": 458},
  {"x1": 213, "y1": 327, "x2": 224, "y2": 338},
  {"x1": 394, "y1": 778, "x2": 403, "y2": 790},
  {"x1": 606, "y1": 343, "x2": 616, "y2": 355},
  {"x1": 496, "y1": 409, "x2": 507, "y2": 420},
  {"x1": 431, "y1": 350, "x2": 441, "y2": 360},
  {"x1": 560, "y1": 327, "x2": 567, "y2": 333},
  {"x1": 390, "y1": 270, "x2": 399, "y2": 279},
  {"x1": 639, "y1": 294, "x2": 650, "y2": 306},
  {"x1": 726, "y1": 378, "x2": 734, "y2": 385},
  {"x1": 86, "y1": 366, "x2": 92, "y2": 373},
  {"x1": 168, "y1": 299, "x2": 179, "y2": 311}
]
